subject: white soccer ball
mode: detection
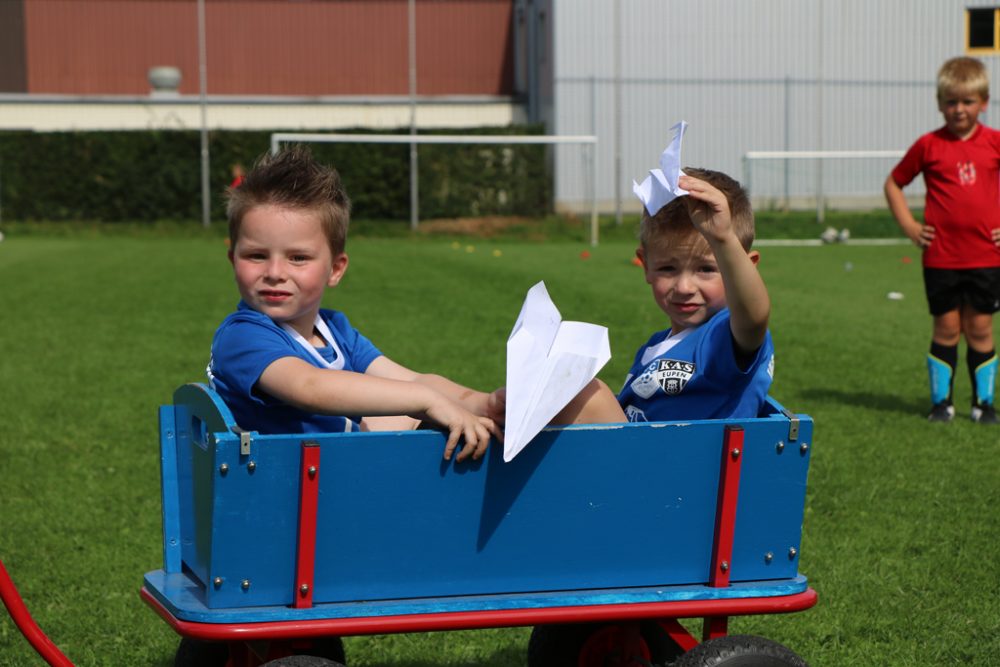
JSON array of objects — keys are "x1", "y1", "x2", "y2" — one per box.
[{"x1": 820, "y1": 227, "x2": 838, "y2": 244}]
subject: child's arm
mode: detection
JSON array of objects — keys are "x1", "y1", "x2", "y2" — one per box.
[
  {"x1": 257, "y1": 357, "x2": 499, "y2": 461},
  {"x1": 678, "y1": 174, "x2": 770, "y2": 356},
  {"x1": 884, "y1": 175, "x2": 934, "y2": 247},
  {"x1": 363, "y1": 356, "x2": 506, "y2": 425}
]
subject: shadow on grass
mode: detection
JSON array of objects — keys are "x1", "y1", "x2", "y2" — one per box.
[
  {"x1": 799, "y1": 387, "x2": 926, "y2": 416},
  {"x1": 350, "y1": 643, "x2": 527, "y2": 667},
  {"x1": 150, "y1": 644, "x2": 528, "y2": 667}
]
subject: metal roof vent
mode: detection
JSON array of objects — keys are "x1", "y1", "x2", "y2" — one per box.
[{"x1": 148, "y1": 66, "x2": 182, "y2": 97}]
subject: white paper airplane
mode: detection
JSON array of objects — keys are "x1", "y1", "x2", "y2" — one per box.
[
  {"x1": 632, "y1": 120, "x2": 689, "y2": 215},
  {"x1": 503, "y1": 282, "x2": 611, "y2": 462}
]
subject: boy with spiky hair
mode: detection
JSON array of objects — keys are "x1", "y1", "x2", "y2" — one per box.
[
  {"x1": 885, "y1": 56, "x2": 1000, "y2": 423},
  {"x1": 208, "y1": 145, "x2": 504, "y2": 460}
]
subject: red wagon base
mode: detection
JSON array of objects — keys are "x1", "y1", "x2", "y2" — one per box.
[{"x1": 141, "y1": 571, "x2": 816, "y2": 667}]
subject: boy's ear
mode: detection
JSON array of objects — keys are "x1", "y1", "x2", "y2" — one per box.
[
  {"x1": 748, "y1": 250, "x2": 761, "y2": 266},
  {"x1": 327, "y1": 252, "x2": 350, "y2": 287},
  {"x1": 636, "y1": 247, "x2": 654, "y2": 284}
]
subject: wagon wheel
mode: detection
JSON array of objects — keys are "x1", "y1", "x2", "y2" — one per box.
[
  {"x1": 527, "y1": 622, "x2": 685, "y2": 667},
  {"x1": 173, "y1": 636, "x2": 346, "y2": 667},
  {"x1": 173, "y1": 637, "x2": 229, "y2": 667},
  {"x1": 673, "y1": 634, "x2": 808, "y2": 667},
  {"x1": 293, "y1": 636, "x2": 347, "y2": 664},
  {"x1": 260, "y1": 656, "x2": 344, "y2": 667}
]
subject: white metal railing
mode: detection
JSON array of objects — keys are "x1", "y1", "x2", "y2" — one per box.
[{"x1": 743, "y1": 150, "x2": 906, "y2": 222}]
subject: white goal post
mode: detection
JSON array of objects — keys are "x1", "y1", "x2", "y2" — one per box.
[{"x1": 271, "y1": 132, "x2": 601, "y2": 246}]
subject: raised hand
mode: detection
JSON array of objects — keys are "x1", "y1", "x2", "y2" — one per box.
[{"x1": 678, "y1": 174, "x2": 733, "y2": 244}]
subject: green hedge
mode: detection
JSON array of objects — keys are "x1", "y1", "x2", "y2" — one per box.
[{"x1": 0, "y1": 127, "x2": 551, "y2": 223}]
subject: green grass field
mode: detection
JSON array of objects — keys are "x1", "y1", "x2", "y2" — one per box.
[{"x1": 1, "y1": 225, "x2": 998, "y2": 666}]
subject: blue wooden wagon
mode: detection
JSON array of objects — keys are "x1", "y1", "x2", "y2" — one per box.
[
  {"x1": 140, "y1": 383, "x2": 816, "y2": 667},
  {"x1": 1, "y1": 382, "x2": 816, "y2": 666}
]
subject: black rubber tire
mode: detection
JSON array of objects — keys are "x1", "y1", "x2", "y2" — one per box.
[
  {"x1": 174, "y1": 636, "x2": 346, "y2": 667},
  {"x1": 527, "y1": 622, "x2": 685, "y2": 667},
  {"x1": 673, "y1": 634, "x2": 808, "y2": 667},
  {"x1": 260, "y1": 656, "x2": 344, "y2": 667},
  {"x1": 296, "y1": 637, "x2": 347, "y2": 664},
  {"x1": 173, "y1": 638, "x2": 229, "y2": 667}
]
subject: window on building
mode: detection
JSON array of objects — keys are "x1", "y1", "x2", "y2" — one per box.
[{"x1": 967, "y1": 7, "x2": 999, "y2": 53}]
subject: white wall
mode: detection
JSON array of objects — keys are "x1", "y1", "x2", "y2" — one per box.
[
  {"x1": 0, "y1": 95, "x2": 524, "y2": 132},
  {"x1": 549, "y1": 0, "x2": 1000, "y2": 212}
]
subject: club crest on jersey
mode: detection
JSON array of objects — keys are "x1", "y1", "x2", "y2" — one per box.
[
  {"x1": 630, "y1": 358, "x2": 695, "y2": 398},
  {"x1": 957, "y1": 160, "x2": 977, "y2": 186}
]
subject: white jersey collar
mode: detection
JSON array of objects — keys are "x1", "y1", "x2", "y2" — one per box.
[
  {"x1": 281, "y1": 314, "x2": 346, "y2": 370},
  {"x1": 640, "y1": 327, "x2": 694, "y2": 367}
]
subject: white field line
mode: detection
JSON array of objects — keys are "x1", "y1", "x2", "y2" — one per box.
[{"x1": 755, "y1": 238, "x2": 911, "y2": 247}]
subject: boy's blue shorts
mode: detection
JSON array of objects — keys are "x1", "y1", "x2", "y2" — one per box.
[{"x1": 924, "y1": 267, "x2": 1000, "y2": 316}]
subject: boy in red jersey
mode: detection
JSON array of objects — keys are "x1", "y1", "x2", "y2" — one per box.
[{"x1": 885, "y1": 56, "x2": 1000, "y2": 423}]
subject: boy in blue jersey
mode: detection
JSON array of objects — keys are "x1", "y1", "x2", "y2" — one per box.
[
  {"x1": 618, "y1": 168, "x2": 774, "y2": 421},
  {"x1": 207, "y1": 146, "x2": 504, "y2": 461}
]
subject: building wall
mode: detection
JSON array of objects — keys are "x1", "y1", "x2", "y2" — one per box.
[
  {"x1": 549, "y1": 0, "x2": 1000, "y2": 212},
  {"x1": 15, "y1": 0, "x2": 514, "y2": 97},
  {"x1": 0, "y1": 95, "x2": 525, "y2": 132},
  {"x1": 9, "y1": 0, "x2": 1000, "y2": 214},
  {"x1": 0, "y1": 0, "x2": 27, "y2": 92}
]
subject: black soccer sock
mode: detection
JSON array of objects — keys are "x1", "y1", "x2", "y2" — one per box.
[
  {"x1": 967, "y1": 347, "x2": 997, "y2": 406},
  {"x1": 928, "y1": 342, "x2": 958, "y2": 405}
]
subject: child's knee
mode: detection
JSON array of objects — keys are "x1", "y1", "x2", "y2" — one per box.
[
  {"x1": 932, "y1": 312, "x2": 962, "y2": 342},
  {"x1": 552, "y1": 378, "x2": 626, "y2": 425}
]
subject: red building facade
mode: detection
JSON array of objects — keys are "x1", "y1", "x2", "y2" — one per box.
[{"x1": 0, "y1": 0, "x2": 515, "y2": 97}]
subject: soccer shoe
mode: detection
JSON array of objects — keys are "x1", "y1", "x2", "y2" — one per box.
[
  {"x1": 970, "y1": 403, "x2": 999, "y2": 424},
  {"x1": 927, "y1": 402, "x2": 955, "y2": 422}
]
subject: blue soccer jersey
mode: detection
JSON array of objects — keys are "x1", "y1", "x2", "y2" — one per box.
[
  {"x1": 207, "y1": 302, "x2": 383, "y2": 434},
  {"x1": 617, "y1": 308, "x2": 774, "y2": 422}
]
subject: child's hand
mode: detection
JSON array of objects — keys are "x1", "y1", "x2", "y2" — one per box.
[
  {"x1": 992, "y1": 227, "x2": 1000, "y2": 248},
  {"x1": 487, "y1": 387, "x2": 506, "y2": 425},
  {"x1": 425, "y1": 397, "x2": 500, "y2": 462},
  {"x1": 678, "y1": 175, "x2": 733, "y2": 243},
  {"x1": 902, "y1": 221, "x2": 935, "y2": 248}
]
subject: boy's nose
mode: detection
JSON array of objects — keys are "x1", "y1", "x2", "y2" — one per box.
[
  {"x1": 264, "y1": 258, "x2": 286, "y2": 280},
  {"x1": 674, "y1": 272, "x2": 695, "y2": 293}
]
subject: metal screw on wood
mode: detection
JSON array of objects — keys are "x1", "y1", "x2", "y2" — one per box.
[
  {"x1": 299, "y1": 583, "x2": 310, "y2": 595},
  {"x1": 247, "y1": 461, "x2": 256, "y2": 473},
  {"x1": 241, "y1": 579, "x2": 250, "y2": 591},
  {"x1": 308, "y1": 466, "x2": 317, "y2": 479},
  {"x1": 213, "y1": 577, "x2": 222, "y2": 588},
  {"x1": 776, "y1": 441, "x2": 785, "y2": 453},
  {"x1": 765, "y1": 552, "x2": 774, "y2": 563},
  {"x1": 789, "y1": 547, "x2": 798, "y2": 559},
  {"x1": 219, "y1": 463, "x2": 229, "y2": 475},
  {"x1": 720, "y1": 561, "x2": 729, "y2": 572},
  {"x1": 731, "y1": 448, "x2": 741, "y2": 459},
  {"x1": 800, "y1": 443, "x2": 809, "y2": 454}
]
